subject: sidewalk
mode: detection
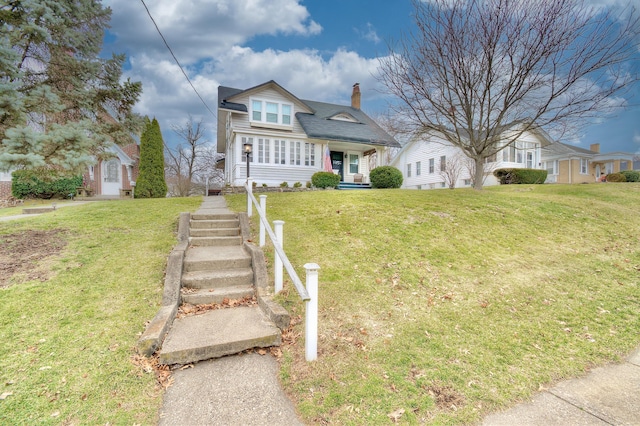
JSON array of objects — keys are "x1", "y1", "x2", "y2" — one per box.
[{"x1": 483, "y1": 346, "x2": 640, "y2": 425}]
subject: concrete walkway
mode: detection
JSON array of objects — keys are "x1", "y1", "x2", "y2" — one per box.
[
  {"x1": 0, "y1": 201, "x2": 91, "y2": 221},
  {"x1": 158, "y1": 196, "x2": 303, "y2": 425},
  {"x1": 483, "y1": 346, "x2": 640, "y2": 425}
]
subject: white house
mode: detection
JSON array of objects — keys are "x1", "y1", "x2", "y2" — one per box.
[
  {"x1": 390, "y1": 125, "x2": 551, "y2": 189},
  {"x1": 216, "y1": 80, "x2": 400, "y2": 187}
]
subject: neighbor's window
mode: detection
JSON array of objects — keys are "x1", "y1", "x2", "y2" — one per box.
[
  {"x1": 349, "y1": 154, "x2": 359, "y2": 174},
  {"x1": 620, "y1": 160, "x2": 629, "y2": 171},
  {"x1": 407, "y1": 163, "x2": 412, "y2": 177},
  {"x1": 250, "y1": 99, "x2": 293, "y2": 126},
  {"x1": 416, "y1": 161, "x2": 421, "y2": 176},
  {"x1": 464, "y1": 179, "x2": 471, "y2": 186},
  {"x1": 440, "y1": 155, "x2": 446, "y2": 172},
  {"x1": 429, "y1": 158, "x2": 435, "y2": 174},
  {"x1": 545, "y1": 160, "x2": 557, "y2": 175},
  {"x1": 580, "y1": 158, "x2": 589, "y2": 174}
]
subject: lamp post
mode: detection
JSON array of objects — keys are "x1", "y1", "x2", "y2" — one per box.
[{"x1": 243, "y1": 142, "x2": 252, "y2": 179}]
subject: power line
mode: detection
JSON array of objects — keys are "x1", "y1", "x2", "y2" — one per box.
[{"x1": 139, "y1": 0, "x2": 217, "y2": 120}]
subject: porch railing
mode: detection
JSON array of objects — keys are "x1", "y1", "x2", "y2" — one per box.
[{"x1": 245, "y1": 178, "x2": 318, "y2": 362}]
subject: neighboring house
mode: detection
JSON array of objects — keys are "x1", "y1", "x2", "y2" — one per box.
[
  {"x1": 216, "y1": 80, "x2": 400, "y2": 187},
  {"x1": 542, "y1": 142, "x2": 638, "y2": 183},
  {"x1": 81, "y1": 143, "x2": 139, "y2": 197},
  {"x1": 390, "y1": 125, "x2": 550, "y2": 189}
]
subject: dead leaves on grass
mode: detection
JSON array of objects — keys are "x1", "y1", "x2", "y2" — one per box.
[{"x1": 177, "y1": 296, "x2": 257, "y2": 318}]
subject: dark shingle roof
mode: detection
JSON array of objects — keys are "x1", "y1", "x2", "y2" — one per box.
[
  {"x1": 218, "y1": 86, "x2": 247, "y2": 113},
  {"x1": 542, "y1": 141, "x2": 596, "y2": 156},
  {"x1": 296, "y1": 100, "x2": 400, "y2": 147}
]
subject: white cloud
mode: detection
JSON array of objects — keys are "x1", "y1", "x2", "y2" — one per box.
[
  {"x1": 357, "y1": 23, "x2": 381, "y2": 44},
  {"x1": 104, "y1": 0, "x2": 322, "y2": 63}
]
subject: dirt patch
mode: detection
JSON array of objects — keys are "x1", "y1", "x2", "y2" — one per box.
[
  {"x1": 0, "y1": 229, "x2": 67, "y2": 287},
  {"x1": 425, "y1": 381, "x2": 466, "y2": 411}
]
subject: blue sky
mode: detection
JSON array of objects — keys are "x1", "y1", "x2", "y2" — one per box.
[{"x1": 101, "y1": 0, "x2": 640, "y2": 155}]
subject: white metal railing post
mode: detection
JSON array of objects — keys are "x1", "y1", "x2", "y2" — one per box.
[
  {"x1": 259, "y1": 195, "x2": 267, "y2": 247},
  {"x1": 304, "y1": 263, "x2": 320, "y2": 362},
  {"x1": 273, "y1": 220, "x2": 284, "y2": 293},
  {"x1": 246, "y1": 178, "x2": 253, "y2": 217}
]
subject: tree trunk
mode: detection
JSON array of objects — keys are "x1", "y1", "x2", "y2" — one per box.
[{"x1": 474, "y1": 157, "x2": 485, "y2": 190}]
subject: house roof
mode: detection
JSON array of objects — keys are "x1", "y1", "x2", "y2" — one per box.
[
  {"x1": 296, "y1": 100, "x2": 401, "y2": 147},
  {"x1": 216, "y1": 80, "x2": 400, "y2": 149},
  {"x1": 542, "y1": 142, "x2": 596, "y2": 158}
]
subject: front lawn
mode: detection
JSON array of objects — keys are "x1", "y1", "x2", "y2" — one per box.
[
  {"x1": 0, "y1": 197, "x2": 201, "y2": 425},
  {"x1": 227, "y1": 184, "x2": 640, "y2": 424}
]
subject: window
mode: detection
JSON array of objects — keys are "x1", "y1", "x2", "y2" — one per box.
[
  {"x1": 545, "y1": 160, "x2": 557, "y2": 175},
  {"x1": 516, "y1": 151, "x2": 523, "y2": 163},
  {"x1": 290, "y1": 141, "x2": 301, "y2": 166},
  {"x1": 429, "y1": 158, "x2": 435, "y2": 174},
  {"x1": 416, "y1": 161, "x2": 421, "y2": 176},
  {"x1": 526, "y1": 152, "x2": 534, "y2": 169},
  {"x1": 580, "y1": 158, "x2": 589, "y2": 174},
  {"x1": 440, "y1": 155, "x2": 446, "y2": 172},
  {"x1": 105, "y1": 159, "x2": 119, "y2": 183},
  {"x1": 349, "y1": 154, "x2": 359, "y2": 174},
  {"x1": 407, "y1": 163, "x2": 412, "y2": 177},
  {"x1": 440, "y1": 182, "x2": 446, "y2": 188},
  {"x1": 304, "y1": 143, "x2": 316, "y2": 166},
  {"x1": 257, "y1": 138, "x2": 270, "y2": 163},
  {"x1": 620, "y1": 160, "x2": 629, "y2": 171},
  {"x1": 464, "y1": 179, "x2": 471, "y2": 186},
  {"x1": 274, "y1": 140, "x2": 286, "y2": 165},
  {"x1": 250, "y1": 99, "x2": 293, "y2": 126}
]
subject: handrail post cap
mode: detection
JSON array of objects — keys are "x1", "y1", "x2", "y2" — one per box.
[{"x1": 304, "y1": 263, "x2": 320, "y2": 271}]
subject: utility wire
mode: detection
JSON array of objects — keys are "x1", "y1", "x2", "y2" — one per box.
[{"x1": 139, "y1": 0, "x2": 217, "y2": 119}]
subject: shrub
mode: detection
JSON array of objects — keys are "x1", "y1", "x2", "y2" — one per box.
[
  {"x1": 605, "y1": 172, "x2": 626, "y2": 182},
  {"x1": 280, "y1": 181, "x2": 289, "y2": 188},
  {"x1": 262, "y1": 183, "x2": 268, "y2": 187},
  {"x1": 369, "y1": 166, "x2": 403, "y2": 188},
  {"x1": 306, "y1": 181, "x2": 312, "y2": 188},
  {"x1": 311, "y1": 171, "x2": 340, "y2": 189},
  {"x1": 135, "y1": 117, "x2": 168, "y2": 198},
  {"x1": 12, "y1": 168, "x2": 82, "y2": 199},
  {"x1": 620, "y1": 170, "x2": 639, "y2": 182},
  {"x1": 293, "y1": 182, "x2": 302, "y2": 188},
  {"x1": 494, "y1": 168, "x2": 547, "y2": 184}
]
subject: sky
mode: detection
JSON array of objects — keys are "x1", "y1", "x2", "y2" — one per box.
[{"x1": 101, "y1": 0, "x2": 640, "y2": 155}]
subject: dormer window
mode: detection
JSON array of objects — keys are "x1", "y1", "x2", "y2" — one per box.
[
  {"x1": 329, "y1": 112, "x2": 359, "y2": 123},
  {"x1": 250, "y1": 98, "x2": 292, "y2": 127}
]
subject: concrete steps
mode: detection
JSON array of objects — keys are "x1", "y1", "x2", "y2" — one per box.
[
  {"x1": 157, "y1": 200, "x2": 283, "y2": 366},
  {"x1": 159, "y1": 306, "x2": 281, "y2": 365}
]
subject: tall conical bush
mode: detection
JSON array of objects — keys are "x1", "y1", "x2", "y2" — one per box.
[{"x1": 135, "y1": 117, "x2": 167, "y2": 198}]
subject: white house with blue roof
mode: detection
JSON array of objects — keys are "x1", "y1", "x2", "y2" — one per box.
[{"x1": 216, "y1": 80, "x2": 400, "y2": 187}]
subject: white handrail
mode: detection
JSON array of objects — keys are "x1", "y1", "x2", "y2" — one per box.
[{"x1": 245, "y1": 185, "x2": 310, "y2": 301}]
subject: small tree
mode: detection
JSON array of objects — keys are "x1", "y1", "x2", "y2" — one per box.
[
  {"x1": 135, "y1": 118, "x2": 167, "y2": 198},
  {"x1": 439, "y1": 153, "x2": 465, "y2": 189},
  {"x1": 165, "y1": 116, "x2": 209, "y2": 197}
]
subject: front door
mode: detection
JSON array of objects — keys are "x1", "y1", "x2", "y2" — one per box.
[
  {"x1": 330, "y1": 151, "x2": 344, "y2": 181},
  {"x1": 102, "y1": 158, "x2": 121, "y2": 195}
]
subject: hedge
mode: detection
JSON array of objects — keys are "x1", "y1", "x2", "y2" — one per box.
[
  {"x1": 311, "y1": 171, "x2": 340, "y2": 188},
  {"x1": 493, "y1": 168, "x2": 548, "y2": 184},
  {"x1": 370, "y1": 166, "x2": 403, "y2": 188},
  {"x1": 605, "y1": 172, "x2": 626, "y2": 182},
  {"x1": 620, "y1": 170, "x2": 639, "y2": 182},
  {"x1": 12, "y1": 169, "x2": 82, "y2": 199}
]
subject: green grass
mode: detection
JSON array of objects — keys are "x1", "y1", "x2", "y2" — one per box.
[
  {"x1": 0, "y1": 197, "x2": 201, "y2": 425},
  {"x1": 227, "y1": 184, "x2": 640, "y2": 425}
]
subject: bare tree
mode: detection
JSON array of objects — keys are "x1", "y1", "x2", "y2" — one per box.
[
  {"x1": 439, "y1": 153, "x2": 465, "y2": 189},
  {"x1": 462, "y1": 155, "x2": 495, "y2": 188},
  {"x1": 164, "y1": 116, "x2": 208, "y2": 196},
  {"x1": 378, "y1": 0, "x2": 639, "y2": 189}
]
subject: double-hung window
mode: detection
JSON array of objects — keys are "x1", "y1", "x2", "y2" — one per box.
[
  {"x1": 407, "y1": 163, "x2": 412, "y2": 177},
  {"x1": 290, "y1": 141, "x2": 301, "y2": 166},
  {"x1": 440, "y1": 155, "x2": 446, "y2": 172},
  {"x1": 429, "y1": 158, "x2": 435, "y2": 174},
  {"x1": 416, "y1": 161, "x2": 421, "y2": 176},
  {"x1": 257, "y1": 138, "x2": 270, "y2": 164},
  {"x1": 349, "y1": 154, "x2": 359, "y2": 174},
  {"x1": 274, "y1": 140, "x2": 286, "y2": 165},
  {"x1": 580, "y1": 158, "x2": 589, "y2": 174},
  {"x1": 250, "y1": 99, "x2": 293, "y2": 126},
  {"x1": 304, "y1": 143, "x2": 316, "y2": 166}
]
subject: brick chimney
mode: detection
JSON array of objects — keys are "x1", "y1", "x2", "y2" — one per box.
[
  {"x1": 351, "y1": 83, "x2": 361, "y2": 109},
  {"x1": 590, "y1": 143, "x2": 600, "y2": 153}
]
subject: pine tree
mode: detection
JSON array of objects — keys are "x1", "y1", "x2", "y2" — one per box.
[
  {"x1": 0, "y1": 0, "x2": 142, "y2": 173},
  {"x1": 135, "y1": 117, "x2": 167, "y2": 198}
]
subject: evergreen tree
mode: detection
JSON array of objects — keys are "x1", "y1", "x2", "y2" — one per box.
[
  {"x1": 0, "y1": 0, "x2": 142, "y2": 173},
  {"x1": 135, "y1": 117, "x2": 167, "y2": 198}
]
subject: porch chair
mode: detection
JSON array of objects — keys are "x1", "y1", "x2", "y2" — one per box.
[{"x1": 354, "y1": 173, "x2": 363, "y2": 183}]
